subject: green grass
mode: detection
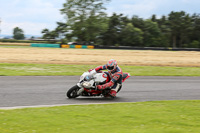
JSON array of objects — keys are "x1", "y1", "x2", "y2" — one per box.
[
  {"x1": 0, "y1": 100, "x2": 199, "y2": 133},
  {"x1": 0, "y1": 63, "x2": 200, "y2": 76}
]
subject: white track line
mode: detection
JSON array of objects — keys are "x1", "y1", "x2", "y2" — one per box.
[{"x1": 0, "y1": 102, "x2": 131, "y2": 110}]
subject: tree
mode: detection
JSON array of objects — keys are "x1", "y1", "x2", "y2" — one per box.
[
  {"x1": 179, "y1": 14, "x2": 193, "y2": 47},
  {"x1": 13, "y1": 27, "x2": 25, "y2": 40},
  {"x1": 121, "y1": 23, "x2": 143, "y2": 46},
  {"x1": 51, "y1": 0, "x2": 200, "y2": 48},
  {"x1": 55, "y1": 22, "x2": 68, "y2": 43},
  {"x1": 130, "y1": 15, "x2": 145, "y2": 30},
  {"x1": 156, "y1": 15, "x2": 171, "y2": 47},
  {"x1": 191, "y1": 14, "x2": 200, "y2": 43},
  {"x1": 55, "y1": 22, "x2": 68, "y2": 39},
  {"x1": 151, "y1": 14, "x2": 157, "y2": 22},
  {"x1": 60, "y1": 0, "x2": 110, "y2": 43},
  {"x1": 41, "y1": 28, "x2": 58, "y2": 42},
  {"x1": 102, "y1": 13, "x2": 129, "y2": 46},
  {"x1": 142, "y1": 20, "x2": 162, "y2": 47},
  {"x1": 168, "y1": 11, "x2": 185, "y2": 48},
  {"x1": 168, "y1": 11, "x2": 195, "y2": 48}
]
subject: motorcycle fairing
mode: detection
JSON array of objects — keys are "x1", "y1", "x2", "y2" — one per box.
[{"x1": 122, "y1": 73, "x2": 131, "y2": 82}]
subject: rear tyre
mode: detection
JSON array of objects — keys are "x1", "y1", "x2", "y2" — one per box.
[{"x1": 67, "y1": 85, "x2": 80, "y2": 98}]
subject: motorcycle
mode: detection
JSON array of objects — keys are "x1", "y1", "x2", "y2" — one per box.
[{"x1": 66, "y1": 70, "x2": 130, "y2": 98}]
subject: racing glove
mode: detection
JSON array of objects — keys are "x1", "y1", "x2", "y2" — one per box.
[{"x1": 88, "y1": 69, "x2": 93, "y2": 72}]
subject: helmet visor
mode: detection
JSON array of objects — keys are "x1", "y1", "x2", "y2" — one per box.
[{"x1": 107, "y1": 66, "x2": 114, "y2": 70}]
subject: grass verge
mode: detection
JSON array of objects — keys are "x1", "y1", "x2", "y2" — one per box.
[
  {"x1": 0, "y1": 100, "x2": 199, "y2": 133},
  {"x1": 0, "y1": 63, "x2": 200, "y2": 76}
]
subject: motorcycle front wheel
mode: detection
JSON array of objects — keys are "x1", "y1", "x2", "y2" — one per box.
[{"x1": 66, "y1": 85, "x2": 80, "y2": 98}]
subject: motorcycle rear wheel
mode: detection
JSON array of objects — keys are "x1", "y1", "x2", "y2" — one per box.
[{"x1": 67, "y1": 85, "x2": 80, "y2": 98}]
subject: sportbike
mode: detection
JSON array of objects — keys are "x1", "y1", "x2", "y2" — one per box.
[{"x1": 66, "y1": 71, "x2": 130, "y2": 98}]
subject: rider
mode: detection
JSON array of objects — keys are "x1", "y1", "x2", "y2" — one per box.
[{"x1": 89, "y1": 59, "x2": 123, "y2": 97}]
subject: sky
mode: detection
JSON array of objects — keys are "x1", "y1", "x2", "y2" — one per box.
[{"x1": 0, "y1": 0, "x2": 200, "y2": 37}]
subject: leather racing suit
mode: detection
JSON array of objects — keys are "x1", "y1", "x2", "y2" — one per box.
[{"x1": 94, "y1": 64, "x2": 123, "y2": 97}]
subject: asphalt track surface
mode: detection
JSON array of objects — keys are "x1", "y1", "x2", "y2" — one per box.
[{"x1": 0, "y1": 76, "x2": 200, "y2": 109}]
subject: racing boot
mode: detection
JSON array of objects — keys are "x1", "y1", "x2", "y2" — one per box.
[{"x1": 109, "y1": 90, "x2": 117, "y2": 98}]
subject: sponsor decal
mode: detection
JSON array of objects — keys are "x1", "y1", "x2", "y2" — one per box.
[{"x1": 102, "y1": 73, "x2": 107, "y2": 78}]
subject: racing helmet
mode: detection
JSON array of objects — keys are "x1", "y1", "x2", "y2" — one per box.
[{"x1": 107, "y1": 59, "x2": 117, "y2": 72}]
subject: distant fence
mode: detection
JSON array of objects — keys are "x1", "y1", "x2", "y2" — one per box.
[
  {"x1": 31, "y1": 43, "x2": 60, "y2": 48},
  {"x1": 61, "y1": 44, "x2": 94, "y2": 49},
  {"x1": 31, "y1": 43, "x2": 94, "y2": 49},
  {"x1": 1, "y1": 42, "x2": 199, "y2": 51},
  {"x1": 94, "y1": 45, "x2": 200, "y2": 51}
]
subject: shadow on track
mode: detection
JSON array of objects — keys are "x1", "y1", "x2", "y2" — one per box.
[{"x1": 65, "y1": 96, "x2": 124, "y2": 103}]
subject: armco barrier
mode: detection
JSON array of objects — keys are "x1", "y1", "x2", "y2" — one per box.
[
  {"x1": 31, "y1": 43, "x2": 60, "y2": 48},
  {"x1": 61, "y1": 44, "x2": 94, "y2": 49},
  {"x1": 94, "y1": 45, "x2": 200, "y2": 51},
  {"x1": 69, "y1": 45, "x2": 75, "y2": 48},
  {"x1": 87, "y1": 45, "x2": 94, "y2": 49},
  {"x1": 61, "y1": 44, "x2": 70, "y2": 48},
  {"x1": 31, "y1": 43, "x2": 94, "y2": 49},
  {"x1": 82, "y1": 45, "x2": 87, "y2": 49},
  {"x1": 75, "y1": 45, "x2": 82, "y2": 48}
]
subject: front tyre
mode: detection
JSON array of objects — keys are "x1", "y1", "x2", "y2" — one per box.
[{"x1": 67, "y1": 85, "x2": 80, "y2": 98}]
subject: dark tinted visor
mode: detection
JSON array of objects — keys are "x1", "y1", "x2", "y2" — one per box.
[{"x1": 107, "y1": 66, "x2": 114, "y2": 70}]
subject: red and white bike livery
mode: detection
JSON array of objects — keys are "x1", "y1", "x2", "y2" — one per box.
[{"x1": 66, "y1": 71, "x2": 130, "y2": 98}]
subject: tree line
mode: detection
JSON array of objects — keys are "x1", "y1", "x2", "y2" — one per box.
[{"x1": 13, "y1": 0, "x2": 200, "y2": 48}]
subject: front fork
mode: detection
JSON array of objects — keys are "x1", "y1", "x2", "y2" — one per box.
[{"x1": 77, "y1": 83, "x2": 84, "y2": 95}]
